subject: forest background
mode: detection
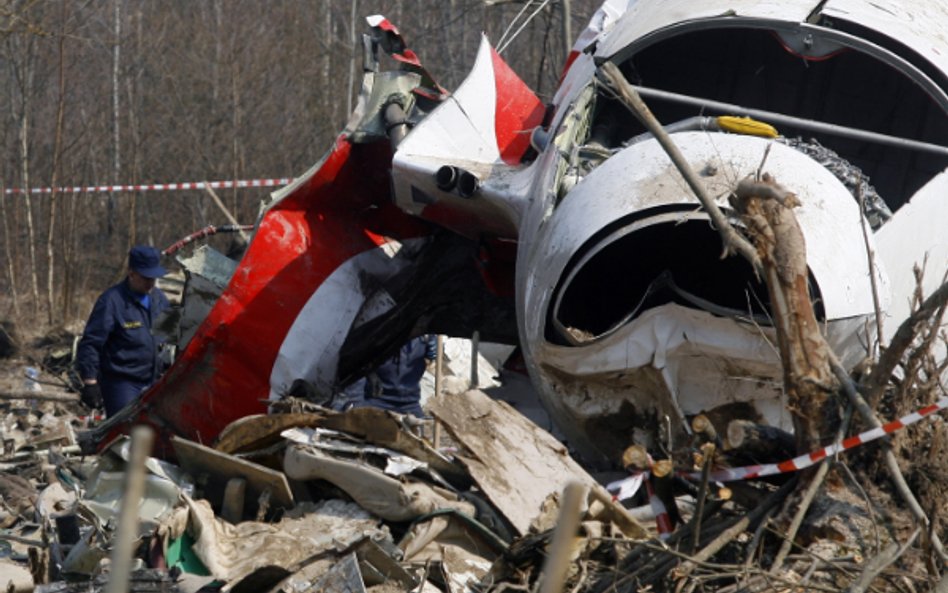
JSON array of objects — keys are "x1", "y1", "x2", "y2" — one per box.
[{"x1": 0, "y1": 0, "x2": 599, "y2": 330}]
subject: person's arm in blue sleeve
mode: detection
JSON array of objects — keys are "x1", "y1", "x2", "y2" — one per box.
[
  {"x1": 75, "y1": 295, "x2": 115, "y2": 381},
  {"x1": 424, "y1": 334, "x2": 438, "y2": 361},
  {"x1": 155, "y1": 288, "x2": 170, "y2": 313}
]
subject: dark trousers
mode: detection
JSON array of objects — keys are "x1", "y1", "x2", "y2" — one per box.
[{"x1": 101, "y1": 376, "x2": 149, "y2": 417}]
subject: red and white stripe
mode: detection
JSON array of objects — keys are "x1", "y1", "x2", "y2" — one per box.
[
  {"x1": 695, "y1": 395, "x2": 948, "y2": 482},
  {"x1": 607, "y1": 471, "x2": 645, "y2": 502},
  {"x1": 608, "y1": 396, "x2": 948, "y2": 493},
  {"x1": 646, "y1": 478, "x2": 673, "y2": 540},
  {"x1": 3, "y1": 178, "x2": 293, "y2": 195},
  {"x1": 606, "y1": 396, "x2": 947, "y2": 539}
]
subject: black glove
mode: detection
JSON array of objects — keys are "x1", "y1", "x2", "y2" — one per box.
[{"x1": 80, "y1": 383, "x2": 104, "y2": 409}]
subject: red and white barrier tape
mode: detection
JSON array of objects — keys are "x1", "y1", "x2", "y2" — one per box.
[
  {"x1": 3, "y1": 178, "x2": 293, "y2": 195},
  {"x1": 646, "y1": 479, "x2": 674, "y2": 540},
  {"x1": 606, "y1": 396, "x2": 948, "y2": 539},
  {"x1": 700, "y1": 395, "x2": 948, "y2": 482},
  {"x1": 607, "y1": 395, "x2": 948, "y2": 503}
]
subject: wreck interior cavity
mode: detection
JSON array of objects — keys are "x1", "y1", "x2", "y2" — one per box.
[
  {"x1": 591, "y1": 26, "x2": 948, "y2": 213},
  {"x1": 548, "y1": 208, "x2": 824, "y2": 345}
]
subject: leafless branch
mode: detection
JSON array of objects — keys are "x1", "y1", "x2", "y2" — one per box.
[{"x1": 598, "y1": 61, "x2": 764, "y2": 276}]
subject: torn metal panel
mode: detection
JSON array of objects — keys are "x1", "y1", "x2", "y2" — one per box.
[
  {"x1": 594, "y1": 0, "x2": 821, "y2": 62},
  {"x1": 874, "y1": 170, "x2": 948, "y2": 345},
  {"x1": 212, "y1": 412, "x2": 326, "y2": 455},
  {"x1": 440, "y1": 545, "x2": 493, "y2": 593},
  {"x1": 170, "y1": 436, "x2": 294, "y2": 513},
  {"x1": 282, "y1": 444, "x2": 474, "y2": 522},
  {"x1": 283, "y1": 427, "x2": 436, "y2": 483},
  {"x1": 351, "y1": 538, "x2": 417, "y2": 589},
  {"x1": 170, "y1": 245, "x2": 238, "y2": 351},
  {"x1": 266, "y1": 236, "x2": 428, "y2": 401},
  {"x1": 309, "y1": 553, "x2": 366, "y2": 593},
  {"x1": 426, "y1": 389, "x2": 606, "y2": 536},
  {"x1": 319, "y1": 406, "x2": 469, "y2": 486},
  {"x1": 80, "y1": 470, "x2": 179, "y2": 536},
  {"x1": 398, "y1": 513, "x2": 504, "y2": 572},
  {"x1": 822, "y1": 0, "x2": 948, "y2": 81},
  {"x1": 391, "y1": 37, "x2": 544, "y2": 239},
  {"x1": 162, "y1": 498, "x2": 384, "y2": 584}
]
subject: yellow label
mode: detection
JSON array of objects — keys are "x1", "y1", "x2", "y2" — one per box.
[
  {"x1": 123, "y1": 321, "x2": 143, "y2": 329},
  {"x1": 717, "y1": 116, "x2": 778, "y2": 138}
]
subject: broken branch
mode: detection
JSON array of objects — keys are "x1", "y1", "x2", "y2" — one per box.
[
  {"x1": 0, "y1": 390, "x2": 79, "y2": 402},
  {"x1": 849, "y1": 528, "x2": 920, "y2": 593},
  {"x1": 864, "y1": 278, "x2": 948, "y2": 407},
  {"x1": 675, "y1": 477, "x2": 798, "y2": 581},
  {"x1": 769, "y1": 460, "x2": 830, "y2": 572},
  {"x1": 598, "y1": 61, "x2": 763, "y2": 275},
  {"x1": 829, "y1": 351, "x2": 948, "y2": 562}
]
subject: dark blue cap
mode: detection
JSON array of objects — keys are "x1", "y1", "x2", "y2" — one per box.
[{"x1": 128, "y1": 245, "x2": 167, "y2": 278}]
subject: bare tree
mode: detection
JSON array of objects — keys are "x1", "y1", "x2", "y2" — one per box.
[
  {"x1": 45, "y1": 2, "x2": 68, "y2": 325},
  {"x1": 9, "y1": 30, "x2": 41, "y2": 318}
]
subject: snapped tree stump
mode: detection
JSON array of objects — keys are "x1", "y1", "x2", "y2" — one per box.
[{"x1": 730, "y1": 174, "x2": 839, "y2": 452}]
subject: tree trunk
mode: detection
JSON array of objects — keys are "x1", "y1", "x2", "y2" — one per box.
[
  {"x1": 231, "y1": 61, "x2": 241, "y2": 221},
  {"x1": 110, "y1": 0, "x2": 121, "y2": 240},
  {"x1": 14, "y1": 36, "x2": 41, "y2": 320},
  {"x1": 0, "y1": 184, "x2": 19, "y2": 319},
  {"x1": 46, "y1": 3, "x2": 68, "y2": 325},
  {"x1": 346, "y1": 0, "x2": 358, "y2": 117},
  {"x1": 730, "y1": 175, "x2": 839, "y2": 452}
]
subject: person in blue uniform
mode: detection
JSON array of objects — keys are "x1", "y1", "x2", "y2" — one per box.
[
  {"x1": 346, "y1": 335, "x2": 438, "y2": 417},
  {"x1": 76, "y1": 245, "x2": 170, "y2": 417}
]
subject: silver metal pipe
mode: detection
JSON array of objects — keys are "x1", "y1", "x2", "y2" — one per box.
[{"x1": 633, "y1": 85, "x2": 948, "y2": 157}]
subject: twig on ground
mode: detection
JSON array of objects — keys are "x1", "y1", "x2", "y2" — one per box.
[
  {"x1": 838, "y1": 460, "x2": 882, "y2": 555},
  {"x1": 770, "y1": 460, "x2": 831, "y2": 572},
  {"x1": 849, "y1": 528, "x2": 921, "y2": 593},
  {"x1": 743, "y1": 507, "x2": 775, "y2": 569},
  {"x1": 830, "y1": 351, "x2": 948, "y2": 562},
  {"x1": 675, "y1": 477, "x2": 798, "y2": 581},
  {"x1": 690, "y1": 443, "x2": 716, "y2": 553}
]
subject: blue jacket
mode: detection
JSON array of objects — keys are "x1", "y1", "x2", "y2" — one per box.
[
  {"x1": 343, "y1": 335, "x2": 437, "y2": 416},
  {"x1": 76, "y1": 279, "x2": 169, "y2": 384}
]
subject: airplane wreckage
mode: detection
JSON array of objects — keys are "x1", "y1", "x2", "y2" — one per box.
[{"x1": 87, "y1": 0, "x2": 948, "y2": 468}]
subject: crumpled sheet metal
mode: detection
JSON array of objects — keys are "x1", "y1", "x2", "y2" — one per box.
[
  {"x1": 81, "y1": 470, "x2": 179, "y2": 536},
  {"x1": 318, "y1": 406, "x2": 468, "y2": 485},
  {"x1": 283, "y1": 426, "x2": 433, "y2": 479},
  {"x1": 283, "y1": 444, "x2": 475, "y2": 522},
  {"x1": 310, "y1": 553, "x2": 366, "y2": 593},
  {"x1": 427, "y1": 388, "x2": 610, "y2": 536},
  {"x1": 159, "y1": 498, "x2": 385, "y2": 584},
  {"x1": 441, "y1": 545, "x2": 494, "y2": 593},
  {"x1": 398, "y1": 515, "x2": 498, "y2": 592},
  {"x1": 77, "y1": 435, "x2": 188, "y2": 535},
  {"x1": 60, "y1": 531, "x2": 109, "y2": 576}
]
